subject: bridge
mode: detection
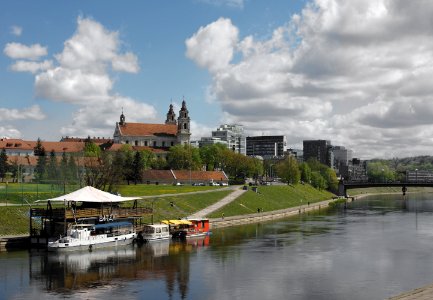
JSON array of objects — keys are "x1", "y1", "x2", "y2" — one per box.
[{"x1": 338, "y1": 181, "x2": 433, "y2": 197}]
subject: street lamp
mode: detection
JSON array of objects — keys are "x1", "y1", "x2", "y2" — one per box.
[
  {"x1": 381, "y1": 168, "x2": 385, "y2": 183},
  {"x1": 415, "y1": 168, "x2": 418, "y2": 183}
]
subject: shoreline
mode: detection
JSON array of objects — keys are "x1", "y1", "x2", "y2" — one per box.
[{"x1": 210, "y1": 198, "x2": 337, "y2": 229}]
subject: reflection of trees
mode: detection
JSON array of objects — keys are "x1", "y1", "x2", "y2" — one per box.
[{"x1": 29, "y1": 237, "x2": 209, "y2": 299}]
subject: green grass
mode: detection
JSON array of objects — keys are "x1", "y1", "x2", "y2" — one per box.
[
  {"x1": 208, "y1": 184, "x2": 335, "y2": 218},
  {"x1": 348, "y1": 186, "x2": 433, "y2": 196},
  {"x1": 137, "y1": 190, "x2": 233, "y2": 224},
  {"x1": 117, "y1": 184, "x2": 222, "y2": 196},
  {"x1": 0, "y1": 182, "x2": 224, "y2": 204},
  {"x1": 0, "y1": 206, "x2": 31, "y2": 236}
]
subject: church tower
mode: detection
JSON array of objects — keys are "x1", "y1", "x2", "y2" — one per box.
[
  {"x1": 165, "y1": 104, "x2": 177, "y2": 125},
  {"x1": 177, "y1": 99, "x2": 191, "y2": 145},
  {"x1": 119, "y1": 110, "x2": 126, "y2": 125}
]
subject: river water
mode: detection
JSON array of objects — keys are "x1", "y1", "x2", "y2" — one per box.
[{"x1": 2, "y1": 194, "x2": 433, "y2": 300}]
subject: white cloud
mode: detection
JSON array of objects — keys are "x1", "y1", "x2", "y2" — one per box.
[
  {"x1": 10, "y1": 25, "x2": 22, "y2": 36},
  {"x1": 60, "y1": 96, "x2": 157, "y2": 138},
  {"x1": 1, "y1": 16, "x2": 154, "y2": 140},
  {"x1": 0, "y1": 126, "x2": 22, "y2": 139},
  {"x1": 0, "y1": 105, "x2": 45, "y2": 121},
  {"x1": 35, "y1": 67, "x2": 113, "y2": 104},
  {"x1": 186, "y1": 18, "x2": 239, "y2": 73},
  {"x1": 187, "y1": 0, "x2": 433, "y2": 158},
  {"x1": 3, "y1": 42, "x2": 47, "y2": 60},
  {"x1": 10, "y1": 60, "x2": 53, "y2": 74}
]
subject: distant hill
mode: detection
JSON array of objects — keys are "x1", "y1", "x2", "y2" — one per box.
[{"x1": 370, "y1": 156, "x2": 433, "y2": 172}]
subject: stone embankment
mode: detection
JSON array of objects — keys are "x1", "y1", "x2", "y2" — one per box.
[{"x1": 210, "y1": 198, "x2": 336, "y2": 229}]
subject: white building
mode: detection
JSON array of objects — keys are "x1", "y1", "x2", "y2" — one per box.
[{"x1": 211, "y1": 124, "x2": 246, "y2": 154}]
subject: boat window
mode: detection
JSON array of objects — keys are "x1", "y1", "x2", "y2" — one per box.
[
  {"x1": 156, "y1": 228, "x2": 161, "y2": 233},
  {"x1": 162, "y1": 227, "x2": 168, "y2": 232}
]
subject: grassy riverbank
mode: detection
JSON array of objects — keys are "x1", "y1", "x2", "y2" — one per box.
[
  {"x1": 347, "y1": 186, "x2": 433, "y2": 196},
  {"x1": 0, "y1": 184, "x2": 335, "y2": 236},
  {"x1": 208, "y1": 184, "x2": 334, "y2": 218},
  {"x1": 0, "y1": 182, "x2": 221, "y2": 205}
]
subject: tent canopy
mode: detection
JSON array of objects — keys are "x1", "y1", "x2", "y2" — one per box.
[{"x1": 36, "y1": 186, "x2": 141, "y2": 203}]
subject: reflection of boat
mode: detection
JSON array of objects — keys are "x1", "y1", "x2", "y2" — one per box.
[
  {"x1": 47, "y1": 221, "x2": 136, "y2": 252},
  {"x1": 48, "y1": 247, "x2": 136, "y2": 272},
  {"x1": 162, "y1": 218, "x2": 210, "y2": 239},
  {"x1": 138, "y1": 224, "x2": 170, "y2": 242}
]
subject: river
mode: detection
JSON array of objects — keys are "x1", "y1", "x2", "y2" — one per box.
[{"x1": 2, "y1": 193, "x2": 433, "y2": 300}]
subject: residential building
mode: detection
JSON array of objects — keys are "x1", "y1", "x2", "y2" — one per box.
[
  {"x1": 332, "y1": 146, "x2": 354, "y2": 176},
  {"x1": 211, "y1": 124, "x2": 245, "y2": 154},
  {"x1": 303, "y1": 140, "x2": 333, "y2": 167},
  {"x1": 246, "y1": 135, "x2": 286, "y2": 158}
]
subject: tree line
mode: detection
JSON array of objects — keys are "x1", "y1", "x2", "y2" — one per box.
[{"x1": 0, "y1": 138, "x2": 338, "y2": 193}]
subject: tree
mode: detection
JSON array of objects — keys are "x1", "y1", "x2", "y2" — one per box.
[
  {"x1": 306, "y1": 158, "x2": 338, "y2": 191},
  {"x1": 167, "y1": 145, "x2": 201, "y2": 170},
  {"x1": 84, "y1": 137, "x2": 101, "y2": 157},
  {"x1": 311, "y1": 171, "x2": 327, "y2": 190},
  {"x1": 35, "y1": 147, "x2": 47, "y2": 181},
  {"x1": 67, "y1": 155, "x2": 78, "y2": 184},
  {"x1": 299, "y1": 162, "x2": 312, "y2": 183},
  {"x1": 276, "y1": 156, "x2": 300, "y2": 185},
  {"x1": 0, "y1": 148, "x2": 8, "y2": 181},
  {"x1": 47, "y1": 150, "x2": 58, "y2": 182},
  {"x1": 132, "y1": 151, "x2": 144, "y2": 184},
  {"x1": 367, "y1": 161, "x2": 395, "y2": 183},
  {"x1": 34, "y1": 138, "x2": 44, "y2": 156}
]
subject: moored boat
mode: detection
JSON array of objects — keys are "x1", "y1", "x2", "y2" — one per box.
[
  {"x1": 137, "y1": 223, "x2": 170, "y2": 242},
  {"x1": 47, "y1": 221, "x2": 136, "y2": 252},
  {"x1": 162, "y1": 218, "x2": 211, "y2": 239}
]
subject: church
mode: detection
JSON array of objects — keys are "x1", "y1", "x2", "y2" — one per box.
[{"x1": 113, "y1": 100, "x2": 191, "y2": 149}]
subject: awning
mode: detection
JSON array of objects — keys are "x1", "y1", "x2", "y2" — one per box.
[
  {"x1": 161, "y1": 220, "x2": 192, "y2": 225},
  {"x1": 36, "y1": 186, "x2": 141, "y2": 203}
]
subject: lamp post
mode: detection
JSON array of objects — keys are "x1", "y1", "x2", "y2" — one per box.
[
  {"x1": 415, "y1": 168, "x2": 418, "y2": 183},
  {"x1": 381, "y1": 168, "x2": 385, "y2": 183}
]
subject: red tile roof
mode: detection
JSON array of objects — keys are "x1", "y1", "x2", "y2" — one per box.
[
  {"x1": 25, "y1": 141, "x2": 85, "y2": 154},
  {"x1": 142, "y1": 170, "x2": 229, "y2": 182},
  {"x1": 0, "y1": 139, "x2": 33, "y2": 150},
  {"x1": 118, "y1": 123, "x2": 177, "y2": 137},
  {"x1": 173, "y1": 170, "x2": 228, "y2": 181},
  {"x1": 105, "y1": 144, "x2": 169, "y2": 154}
]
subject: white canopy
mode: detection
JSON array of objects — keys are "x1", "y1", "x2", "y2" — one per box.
[{"x1": 37, "y1": 186, "x2": 141, "y2": 203}]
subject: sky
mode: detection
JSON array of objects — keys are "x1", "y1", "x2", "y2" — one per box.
[{"x1": 1, "y1": 0, "x2": 433, "y2": 159}]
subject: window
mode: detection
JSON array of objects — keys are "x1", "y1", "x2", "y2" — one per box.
[
  {"x1": 153, "y1": 141, "x2": 157, "y2": 147},
  {"x1": 135, "y1": 140, "x2": 138, "y2": 146},
  {"x1": 144, "y1": 141, "x2": 148, "y2": 146},
  {"x1": 171, "y1": 142, "x2": 174, "y2": 146},
  {"x1": 162, "y1": 141, "x2": 165, "y2": 147}
]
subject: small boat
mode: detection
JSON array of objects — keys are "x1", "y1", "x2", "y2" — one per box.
[
  {"x1": 137, "y1": 223, "x2": 170, "y2": 242},
  {"x1": 162, "y1": 218, "x2": 211, "y2": 240},
  {"x1": 47, "y1": 221, "x2": 136, "y2": 252}
]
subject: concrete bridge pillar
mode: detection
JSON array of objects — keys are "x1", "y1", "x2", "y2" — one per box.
[{"x1": 338, "y1": 180, "x2": 347, "y2": 197}]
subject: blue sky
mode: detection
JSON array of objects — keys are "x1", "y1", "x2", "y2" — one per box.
[{"x1": 2, "y1": 0, "x2": 433, "y2": 158}]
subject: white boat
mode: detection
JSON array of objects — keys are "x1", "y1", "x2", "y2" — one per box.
[
  {"x1": 137, "y1": 224, "x2": 170, "y2": 242},
  {"x1": 47, "y1": 221, "x2": 136, "y2": 252}
]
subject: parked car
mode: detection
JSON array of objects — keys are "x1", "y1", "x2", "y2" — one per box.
[{"x1": 219, "y1": 182, "x2": 229, "y2": 186}]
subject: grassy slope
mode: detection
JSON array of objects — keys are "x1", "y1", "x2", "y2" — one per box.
[
  {"x1": 207, "y1": 184, "x2": 335, "y2": 218},
  {"x1": 347, "y1": 186, "x2": 433, "y2": 196},
  {"x1": 0, "y1": 184, "x2": 334, "y2": 236}
]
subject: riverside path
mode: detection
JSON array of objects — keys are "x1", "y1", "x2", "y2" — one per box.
[{"x1": 187, "y1": 186, "x2": 246, "y2": 219}]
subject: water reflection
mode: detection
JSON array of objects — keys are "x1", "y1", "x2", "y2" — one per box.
[
  {"x1": 29, "y1": 236, "x2": 209, "y2": 299},
  {"x1": 5, "y1": 194, "x2": 433, "y2": 299}
]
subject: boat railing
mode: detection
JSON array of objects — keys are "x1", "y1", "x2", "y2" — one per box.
[{"x1": 30, "y1": 207, "x2": 152, "y2": 220}]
